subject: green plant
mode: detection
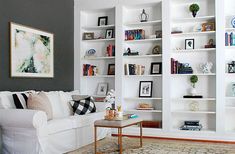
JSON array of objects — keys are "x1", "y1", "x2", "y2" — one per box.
[
  {"x1": 190, "y1": 75, "x2": 198, "y2": 88},
  {"x1": 189, "y1": 4, "x2": 200, "y2": 13}
]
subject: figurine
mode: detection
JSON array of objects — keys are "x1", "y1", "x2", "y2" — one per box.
[
  {"x1": 140, "y1": 9, "x2": 149, "y2": 22},
  {"x1": 200, "y1": 62, "x2": 213, "y2": 74}
]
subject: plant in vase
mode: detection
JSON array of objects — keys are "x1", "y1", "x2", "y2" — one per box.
[
  {"x1": 189, "y1": 4, "x2": 200, "y2": 18},
  {"x1": 190, "y1": 75, "x2": 198, "y2": 96},
  {"x1": 104, "y1": 89, "x2": 115, "y2": 109}
]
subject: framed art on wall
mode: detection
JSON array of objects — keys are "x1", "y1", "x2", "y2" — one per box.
[
  {"x1": 185, "y1": 39, "x2": 194, "y2": 50},
  {"x1": 107, "y1": 64, "x2": 115, "y2": 75},
  {"x1": 10, "y1": 22, "x2": 54, "y2": 78},
  {"x1": 150, "y1": 62, "x2": 162, "y2": 74},
  {"x1": 98, "y1": 16, "x2": 108, "y2": 26},
  {"x1": 139, "y1": 81, "x2": 153, "y2": 97}
]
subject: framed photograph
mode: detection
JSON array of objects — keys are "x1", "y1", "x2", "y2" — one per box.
[
  {"x1": 98, "y1": 16, "x2": 108, "y2": 26},
  {"x1": 107, "y1": 64, "x2": 115, "y2": 75},
  {"x1": 185, "y1": 39, "x2": 195, "y2": 50},
  {"x1": 228, "y1": 62, "x2": 235, "y2": 73},
  {"x1": 83, "y1": 32, "x2": 94, "y2": 40},
  {"x1": 97, "y1": 83, "x2": 108, "y2": 96},
  {"x1": 139, "y1": 81, "x2": 153, "y2": 97},
  {"x1": 202, "y1": 22, "x2": 215, "y2": 32},
  {"x1": 155, "y1": 31, "x2": 162, "y2": 38},
  {"x1": 150, "y1": 62, "x2": 162, "y2": 74},
  {"x1": 105, "y1": 29, "x2": 114, "y2": 39},
  {"x1": 10, "y1": 22, "x2": 54, "y2": 78}
]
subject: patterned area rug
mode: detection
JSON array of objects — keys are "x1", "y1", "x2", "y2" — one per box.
[{"x1": 68, "y1": 137, "x2": 235, "y2": 154}]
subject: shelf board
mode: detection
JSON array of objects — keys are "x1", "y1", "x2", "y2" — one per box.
[
  {"x1": 82, "y1": 75, "x2": 115, "y2": 78},
  {"x1": 171, "y1": 73, "x2": 216, "y2": 76},
  {"x1": 172, "y1": 16, "x2": 215, "y2": 23},
  {"x1": 172, "y1": 48, "x2": 216, "y2": 53},
  {"x1": 125, "y1": 109, "x2": 162, "y2": 113},
  {"x1": 172, "y1": 98, "x2": 216, "y2": 101},
  {"x1": 124, "y1": 38, "x2": 162, "y2": 43},
  {"x1": 123, "y1": 54, "x2": 162, "y2": 58},
  {"x1": 225, "y1": 28, "x2": 235, "y2": 31},
  {"x1": 225, "y1": 46, "x2": 235, "y2": 49},
  {"x1": 82, "y1": 56, "x2": 115, "y2": 60},
  {"x1": 225, "y1": 106, "x2": 235, "y2": 109},
  {"x1": 124, "y1": 74, "x2": 162, "y2": 77},
  {"x1": 171, "y1": 31, "x2": 216, "y2": 37},
  {"x1": 172, "y1": 129, "x2": 216, "y2": 134},
  {"x1": 82, "y1": 38, "x2": 115, "y2": 42},
  {"x1": 172, "y1": 110, "x2": 216, "y2": 114},
  {"x1": 226, "y1": 97, "x2": 235, "y2": 100},
  {"x1": 124, "y1": 97, "x2": 162, "y2": 100},
  {"x1": 124, "y1": 20, "x2": 162, "y2": 27},
  {"x1": 82, "y1": 24, "x2": 115, "y2": 30}
]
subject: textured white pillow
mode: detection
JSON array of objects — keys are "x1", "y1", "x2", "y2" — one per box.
[
  {"x1": 59, "y1": 91, "x2": 73, "y2": 116},
  {"x1": 46, "y1": 91, "x2": 65, "y2": 119}
]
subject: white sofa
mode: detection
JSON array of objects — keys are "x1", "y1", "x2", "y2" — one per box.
[{"x1": 0, "y1": 91, "x2": 109, "y2": 154}]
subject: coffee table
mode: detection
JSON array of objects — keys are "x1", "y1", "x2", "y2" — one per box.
[{"x1": 94, "y1": 118, "x2": 142, "y2": 154}]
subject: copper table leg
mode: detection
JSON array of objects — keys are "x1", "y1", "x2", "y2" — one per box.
[
  {"x1": 94, "y1": 126, "x2": 97, "y2": 154},
  {"x1": 119, "y1": 128, "x2": 122, "y2": 154},
  {"x1": 140, "y1": 122, "x2": 143, "y2": 147}
]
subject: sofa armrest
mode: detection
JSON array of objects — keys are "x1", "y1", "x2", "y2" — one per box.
[{"x1": 0, "y1": 109, "x2": 47, "y2": 129}]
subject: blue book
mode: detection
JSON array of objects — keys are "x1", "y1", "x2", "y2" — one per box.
[
  {"x1": 230, "y1": 32, "x2": 233, "y2": 46},
  {"x1": 225, "y1": 32, "x2": 228, "y2": 46}
]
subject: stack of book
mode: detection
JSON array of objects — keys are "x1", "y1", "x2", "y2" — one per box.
[
  {"x1": 171, "y1": 58, "x2": 193, "y2": 74},
  {"x1": 180, "y1": 120, "x2": 202, "y2": 131},
  {"x1": 125, "y1": 29, "x2": 145, "y2": 40},
  {"x1": 106, "y1": 44, "x2": 115, "y2": 56},
  {"x1": 124, "y1": 64, "x2": 145, "y2": 75},
  {"x1": 225, "y1": 32, "x2": 235, "y2": 46},
  {"x1": 83, "y1": 64, "x2": 97, "y2": 76}
]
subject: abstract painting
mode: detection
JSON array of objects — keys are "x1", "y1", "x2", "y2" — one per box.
[{"x1": 10, "y1": 22, "x2": 54, "y2": 78}]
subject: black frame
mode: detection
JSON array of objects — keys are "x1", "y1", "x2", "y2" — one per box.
[
  {"x1": 150, "y1": 62, "x2": 162, "y2": 74},
  {"x1": 107, "y1": 64, "x2": 115, "y2": 75},
  {"x1": 98, "y1": 16, "x2": 108, "y2": 26},
  {"x1": 139, "y1": 81, "x2": 153, "y2": 98},
  {"x1": 105, "y1": 29, "x2": 114, "y2": 39},
  {"x1": 228, "y1": 63, "x2": 235, "y2": 73},
  {"x1": 185, "y1": 39, "x2": 195, "y2": 50}
]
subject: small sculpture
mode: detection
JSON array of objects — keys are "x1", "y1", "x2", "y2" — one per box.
[
  {"x1": 152, "y1": 45, "x2": 161, "y2": 54},
  {"x1": 200, "y1": 62, "x2": 213, "y2": 74},
  {"x1": 140, "y1": 9, "x2": 149, "y2": 22},
  {"x1": 205, "y1": 39, "x2": 216, "y2": 48}
]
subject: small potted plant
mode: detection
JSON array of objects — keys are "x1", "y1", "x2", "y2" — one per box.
[
  {"x1": 190, "y1": 75, "x2": 198, "y2": 96},
  {"x1": 189, "y1": 4, "x2": 200, "y2": 18}
]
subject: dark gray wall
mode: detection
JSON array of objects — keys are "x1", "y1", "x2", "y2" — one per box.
[{"x1": 0, "y1": 0, "x2": 74, "y2": 91}]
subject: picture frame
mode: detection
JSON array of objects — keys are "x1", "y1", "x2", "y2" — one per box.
[
  {"x1": 97, "y1": 83, "x2": 108, "y2": 96},
  {"x1": 105, "y1": 29, "x2": 114, "y2": 39},
  {"x1": 228, "y1": 62, "x2": 235, "y2": 73},
  {"x1": 139, "y1": 81, "x2": 153, "y2": 98},
  {"x1": 202, "y1": 22, "x2": 215, "y2": 32},
  {"x1": 10, "y1": 22, "x2": 54, "y2": 78},
  {"x1": 155, "y1": 30, "x2": 162, "y2": 38},
  {"x1": 83, "y1": 32, "x2": 94, "y2": 40},
  {"x1": 185, "y1": 39, "x2": 195, "y2": 50},
  {"x1": 107, "y1": 64, "x2": 115, "y2": 75},
  {"x1": 150, "y1": 62, "x2": 162, "y2": 74},
  {"x1": 98, "y1": 16, "x2": 108, "y2": 26}
]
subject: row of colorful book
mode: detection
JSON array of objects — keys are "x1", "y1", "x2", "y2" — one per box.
[
  {"x1": 124, "y1": 64, "x2": 145, "y2": 75},
  {"x1": 83, "y1": 64, "x2": 97, "y2": 76},
  {"x1": 106, "y1": 44, "x2": 115, "y2": 57},
  {"x1": 125, "y1": 29, "x2": 145, "y2": 41},
  {"x1": 225, "y1": 32, "x2": 235, "y2": 46},
  {"x1": 171, "y1": 58, "x2": 193, "y2": 74}
]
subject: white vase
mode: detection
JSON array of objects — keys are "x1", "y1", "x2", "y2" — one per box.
[{"x1": 190, "y1": 87, "x2": 197, "y2": 96}]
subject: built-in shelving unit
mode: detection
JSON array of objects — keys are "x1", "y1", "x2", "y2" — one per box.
[{"x1": 75, "y1": 0, "x2": 235, "y2": 141}]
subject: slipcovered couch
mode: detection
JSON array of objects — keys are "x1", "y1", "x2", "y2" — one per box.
[{"x1": 0, "y1": 90, "x2": 109, "y2": 154}]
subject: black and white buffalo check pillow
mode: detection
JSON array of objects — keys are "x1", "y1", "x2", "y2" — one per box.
[
  {"x1": 12, "y1": 93, "x2": 30, "y2": 109},
  {"x1": 70, "y1": 96, "x2": 96, "y2": 115}
]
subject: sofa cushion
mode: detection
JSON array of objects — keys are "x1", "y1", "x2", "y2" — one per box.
[
  {"x1": 46, "y1": 118, "x2": 74, "y2": 134},
  {"x1": 12, "y1": 93, "x2": 29, "y2": 109},
  {"x1": 70, "y1": 96, "x2": 96, "y2": 115},
  {"x1": 69, "y1": 111, "x2": 105, "y2": 128},
  {"x1": 27, "y1": 92, "x2": 53, "y2": 120}
]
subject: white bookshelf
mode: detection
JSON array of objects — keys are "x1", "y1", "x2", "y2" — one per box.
[{"x1": 74, "y1": 0, "x2": 235, "y2": 141}]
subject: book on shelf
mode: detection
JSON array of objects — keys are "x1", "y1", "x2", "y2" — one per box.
[
  {"x1": 225, "y1": 32, "x2": 235, "y2": 46},
  {"x1": 124, "y1": 63, "x2": 145, "y2": 75},
  {"x1": 83, "y1": 64, "x2": 97, "y2": 76},
  {"x1": 171, "y1": 58, "x2": 193, "y2": 74},
  {"x1": 125, "y1": 29, "x2": 145, "y2": 41}
]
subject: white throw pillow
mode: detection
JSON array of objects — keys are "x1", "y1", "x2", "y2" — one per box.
[{"x1": 59, "y1": 91, "x2": 73, "y2": 116}]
